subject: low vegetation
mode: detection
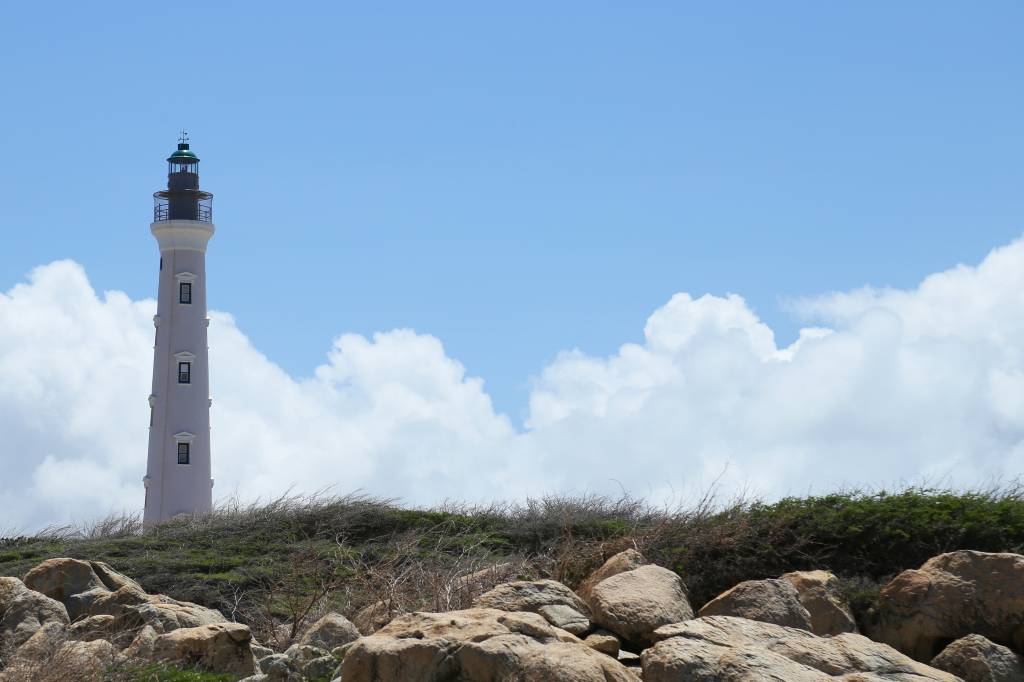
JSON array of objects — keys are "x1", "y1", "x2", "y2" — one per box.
[{"x1": 3, "y1": 485, "x2": 1024, "y2": 642}]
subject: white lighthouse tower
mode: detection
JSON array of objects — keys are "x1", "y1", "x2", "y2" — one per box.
[{"x1": 143, "y1": 134, "x2": 215, "y2": 525}]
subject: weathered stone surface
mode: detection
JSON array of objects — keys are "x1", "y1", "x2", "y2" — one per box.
[
  {"x1": 578, "y1": 549, "x2": 647, "y2": 604},
  {"x1": 0, "y1": 576, "x2": 70, "y2": 659},
  {"x1": 781, "y1": 570, "x2": 858, "y2": 636},
  {"x1": 588, "y1": 564, "x2": 693, "y2": 646},
  {"x1": 303, "y1": 654, "x2": 340, "y2": 680},
  {"x1": 352, "y1": 600, "x2": 400, "y2": 635},
  {"x1": 23, "y1": 558, "x2": 143, "y2": 617},
  {"x1": 474, "y1": 579, "x2": 592, "y2": 634},
  {"x1": 19, "y1": 557, "x2": 226, "y2": 636},
  {"x1": 584, "y1": 631, "x2": 620, "y2": 657},
  {"x1": 0, "y1": 622, "x2": 68, "y2": 682},
  {"x1": 251, "y1": 642, "x2": 274, "y2": 660},
  {"x1": 931, "y1": 634, "x2": 1024, "y2": 682},
  {"x1": 645, "y1": 616, "x2": 958, "y2": 682},
  {"x1": 870, "y1": 551, "x2": 1024, "y2": 661},
  {"x1": 260, "y1": 651, "x2": 303, "y2": 681},
  {"x1": 699, "y1": 577, "x2": 814, "y2": 631},
  {"x1": 285, "y1": 642, "x2": 329, "y2": 663},
  {"x1": 151, "y1": 622, "x2": 257, "y2": 676},
  {"x1": 339, "y1": 608, "x2": 640, "y2": 681},
  {"x1": 90, "y1": 584, "x2": 226, "y2": 633},
  {"x1": 123, "y1": 624, "x2": 158, "y2": 660},
  {"x1": 67, "y1": 613, "x2": 117, "y2": 642},
  {"x1": 55, "y1": 638, "x2": 121, "y2": 675},
  {"x1": 299, "y1": 612, "x2": 361, "y2": 651},
  {"x1": 474, "y1": 579, "x2": 590, "y2": 615},
  {"x1": 539, "y1": 604, "x2": 591, "y2": 636}
]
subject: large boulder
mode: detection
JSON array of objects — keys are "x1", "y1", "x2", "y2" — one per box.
[
  {"x1": 643, "y1": 615, "x2": 958, "y2": 682},
  {"x1": 869, "y1": 550, "x2": 1024, "y2": 661},
  {"x1": 21, "y1": 558, "x2": 225, "y2": 634},
  {"x1": 474, "y1": 579, "x2": 591, "y2": 634},
  {"x1": 23, "y1": 558, "x2": 142, "y2": 621},
  {"x1": 298, "y1": 612, "x2": 360, "y2": 651},
  {"x1": 780, "y1": 570, "x2": 858, "y2": 636},
  {"x1": 150, "y1": 622, "x2": 257, "y2": 676},
  {"x1": 587, "y1": 564, "x2": 693, "y2": 646},
  {"x1": 698, "y1": 578, "x2": 813, "y2": 631},
  {"x1": 0, "y1": 577, "x2": 69, "y2": 659},
  {"x1": 577, "y1": 549, "x2": 647, "y2": 604},
  {"x1": 931, "y1": 634, "x2": 1024, "y2": 682},
  {"x1": 339, "y1": 608, "x2": 640, "y2": 681}
]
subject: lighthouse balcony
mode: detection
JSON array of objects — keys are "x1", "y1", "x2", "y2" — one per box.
[{"x1": 153, "y1": 191, "x2": 213, "y2": 223}]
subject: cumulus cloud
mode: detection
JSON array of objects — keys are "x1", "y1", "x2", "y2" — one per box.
[{"x1": 3, "y1": 238, "x2": 1024, "y2": 531}]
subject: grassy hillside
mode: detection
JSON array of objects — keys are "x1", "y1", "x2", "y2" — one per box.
[{"x1": 3, "y1": 487, "x2": 1024, "y2": 641}]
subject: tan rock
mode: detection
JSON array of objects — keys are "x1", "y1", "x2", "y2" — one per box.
[
  {"x1": 298, "y1": 612, "x2": 360, "y2": 651},
  {"x1": 587, "y1": 564, "x2": 693, "y2": 646},
  {"x1": 352, "y1": 600, "x2": 401, "y2": 635},
  {"x1": 474, "y1": 579, "x2": 591, "y2": 633},
  {"x1": 19, "y1": 557, "x2": 225, "y2": 635},
  {"x1": 123, "y1": 624, "x2": 159, "y2": 660},
  {"x1": 23, "y1": 558, "x2": 144, "y2": 623},
  {"x1": 584, "y1": 630, "x2": 620, "y2": 657},
  {"x1": 54, "y1": 638, "x2": 121, "y2": 675},
  {"x1": 67, "y1": 613, "x2": 117, "y2": 642},
  {"x1": 151, "y1": 622, "x2": 257, "y2": 676},
  {"x1": 699, "y1": 577, "x2": 813, "y2": 631},
  {"x1": 0, "y1": 576, "x2": 69, "y2": 659},
  {"x1": 781, "y1": 570, "x2": 858, "y2": 636},
  {"x1": 578, "y1": 549, "x2": 647, "y2": 603},
  {"x1": 644, "y1": 616, "x2": 958, "y2": 682},
  {"x1": 339, "y1": 608, "x2": 640, "y2": 681},
  {"x1": 869, "y1": 550, "x2": 1024, "y2": 661},
  {"x1": 87, "y1": 585, "x2": 225, "y2": 633},
  {"x1": 0, "y1": 622, "x2": 68, "y2": 682},
  {"x1": 930, "y1": 634, "x2": 1024, "y2": 682}
]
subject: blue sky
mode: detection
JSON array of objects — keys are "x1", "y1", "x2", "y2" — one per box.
[{"x1": 2, "y1": 2, "x2": 1022, "y2": 422}]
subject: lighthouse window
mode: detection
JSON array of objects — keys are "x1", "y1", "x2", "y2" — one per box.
[
  {"x1": 179, "y1": 282, "x2": 192, "y2": 304},
  {"x1": 177, "y1": 442, "x2": 190, "y2": 464},
  {"x1": 178, "y1": 362, "x2": 191, "y2": 384}
]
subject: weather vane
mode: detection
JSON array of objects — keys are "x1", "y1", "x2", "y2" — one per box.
[{"x1": 178, "y1": 129, "x2": 189, "y2": 145}]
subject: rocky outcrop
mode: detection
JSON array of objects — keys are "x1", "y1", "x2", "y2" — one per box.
[
  {"x1": 339, "y1": 608, "x2": 640, "y2": 681},
  {"x1": 870, "y1": 550, "x2": 1024, "y2": 661},
  {"x1": 298, "y1": 612, "x2": 360, "y2": 651},
  {"x1": 699, "y1": 577, "x2": 813, "y2": 631},
  {"x1": 23, "y1": 558, "x2": 143, "y2": 621},
  {"x1": 473, "y1": 579, "x2": 591, "y2": 635},
  {"x1": 780, "y1": 570, "x2": 858, "y2": 636},
  {"x1": 23, "y1": 558, "x2": 226, "y2": 635},
  {"x1": 644, "y1": 616, "x2": 958, "y2": 681},
  {"x1": 931, "y1": 634, "x2": 1024, "y2": 682},
  {"x1": 0, "y1": 577, "x2": 69, "y2": 659},
  {"x1": 587, "y1": 564, "x2": 693, "y2": 646},
  {"x1": 151, "y1": 622, "x2": 257, "y2": 676}
]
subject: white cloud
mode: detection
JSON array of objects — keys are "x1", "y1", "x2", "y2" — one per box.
[{"x1": 3, "y1": 238, "x2": 1024, "y2": 531}]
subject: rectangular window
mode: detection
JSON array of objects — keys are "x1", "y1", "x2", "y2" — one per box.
[
  {"x1": 177, "y1": 442, "x2": 190, "y2": 464},
  {"x1": 178, "y1": 362, "x2": 191, "y2": 384},
  {"x1": 179, "y1": 282, "x2": 192, "y2": 304}
]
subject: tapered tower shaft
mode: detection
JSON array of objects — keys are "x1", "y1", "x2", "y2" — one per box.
[{"x1": 144, "y1": 135, "x2": 215, "y2": 525}]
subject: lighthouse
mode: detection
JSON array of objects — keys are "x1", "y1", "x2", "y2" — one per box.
[{"x1": 143, "y1": 134, "x2": 215, "y2": 525}]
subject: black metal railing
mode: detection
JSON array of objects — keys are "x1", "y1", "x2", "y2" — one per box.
[{"x1": 153, "y1": 194, "x2": 214, "y2": 223}]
